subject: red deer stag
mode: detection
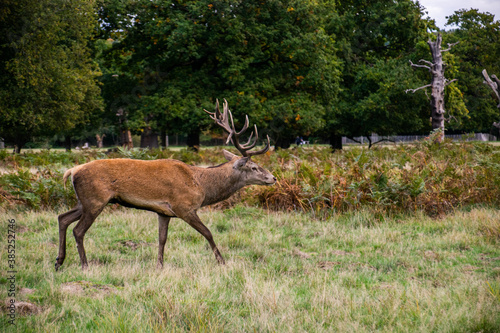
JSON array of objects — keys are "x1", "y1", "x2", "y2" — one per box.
[{"x1": 55, "y1": 100, "x2": 275, "y2": 270}]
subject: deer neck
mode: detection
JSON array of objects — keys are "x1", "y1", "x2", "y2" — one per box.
[{"x1": 195, "y1": 163, "x2": 246, "y2": 207}]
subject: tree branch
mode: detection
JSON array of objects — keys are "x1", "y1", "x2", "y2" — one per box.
[
  {"x1": 445, "y1": 78, "x2": 458, "y2": 86},
  {"x1": 492, "y1": 74, "x2": 500, "y2": 87},
  {"x1": 418, "y1": 59, "x2": 434, "y2": 67},
  {"x1": 482, "y1": 69, "x2": 500, "y2": 104},
  {"x1": 409, "y1": 60, "x2": 431, "y2": 71},
  {"x1": 346, "y1": 136, "x2": 362, "y2": 144},
  {"x1": 442, "y1": 41, "x2": 459, "y2": 52},
  {"x1": 405, "y1": 84, "x2": 432, "y2": 94},
  {"x1": 371, "y1": 138, "x2": 395, "y2": 146}
]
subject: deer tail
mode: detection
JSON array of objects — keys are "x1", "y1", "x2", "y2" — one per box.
[
  {"x1": 63, "y1": 165, "x2": 86, "y2": 189},
  {"x1": 62, "y1": 168, "x2": 74, "y2": 189}
]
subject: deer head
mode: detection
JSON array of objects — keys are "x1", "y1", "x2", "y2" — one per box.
[{"x1": 205, "y1": 99, "x2": 274, "y2": 186}]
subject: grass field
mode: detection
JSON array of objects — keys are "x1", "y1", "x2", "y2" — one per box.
[{"x1": 1, "y1": 206, "x2": 499, "y2": 332}]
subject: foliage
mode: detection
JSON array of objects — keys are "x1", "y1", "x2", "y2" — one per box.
[
  {"x1": 1, "y1": 1, "x2": 499, "y2": 152},
  {"x1": 258, "y1": 143, "x2": 499, "y2": 217},
  {"x1": 1, "y1": 143, "x2": 498, "y2": 216},
  {"x1": 330, "y1": 57, "x2": 430, "y2": 139},
  {"x1": 0, "y1": 0, "x2": 103, "y2": 152},
  {"x1": 0, "y1": 169, "x2": 76, "y2": 210},
  {"x1": 325, "y1": 0, "x2": 432, "y2": 141},
  {"x1": 0, "y1": 150, "x2": 101, "y2": 169},
  {"x1": 97, "y1": 0, "x2": 341, "y2": 147}
]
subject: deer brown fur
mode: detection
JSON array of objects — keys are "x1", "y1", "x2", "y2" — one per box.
[{"x1": 55, "y1": 100, "x2": 275, "y2": 270}]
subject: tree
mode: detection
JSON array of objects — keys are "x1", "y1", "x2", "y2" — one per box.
[
  {"x1": 330, "y1": 57, "x2": 431, "y2": 148},
  {"x1": 324, "y1": 0, "x2": 432, "y2": 149},
  {"x1": 406, "y1": 33, "x2": 468, "y2": 142},
  {"x1": 406, "y1": 33, "x2": 466, "y2": 142},
  {"x1": 97, "y1": 0, "x2": 341, "y2": 149},
  {"x1": 444, "y1": 9, "x2": 500, "y2": 133},
  {"x1": 482, "y1": 69, "x2": 500, "y2": 129},
  {"x1": 0, "y1": 0, "x2": 103, "y2": 153}
]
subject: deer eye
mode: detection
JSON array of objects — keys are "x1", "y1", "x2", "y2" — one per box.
[{"x1": 251, "y1": 167, "x2": 258, "y2": 171}]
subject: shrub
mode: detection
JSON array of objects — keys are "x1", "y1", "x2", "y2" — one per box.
[
  {"x1": 256, "y1": 143, "x2": 500, "y2": 217},
  {"x1": 1, "y1": 142, "x2": 498, "y2": 215},
  {"x1": 0, "y1": 168, "x2": 76, "y2": 210}
]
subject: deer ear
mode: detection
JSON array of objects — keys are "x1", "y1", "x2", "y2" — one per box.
[
  {"x1": 233, "y1": 157, "x2": 250, "y2": 169},
  {"x1": 223, "y1": 149, "x2": 238, "y2": 161}
]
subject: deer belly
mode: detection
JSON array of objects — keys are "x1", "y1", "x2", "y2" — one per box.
[{"x1": 111, "y1": 194, "x2": 177, "y2": 217}]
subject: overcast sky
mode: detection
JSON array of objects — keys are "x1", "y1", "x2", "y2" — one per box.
[{"x1": 416, "y1": 0, "x2": 500, "y2": 29}]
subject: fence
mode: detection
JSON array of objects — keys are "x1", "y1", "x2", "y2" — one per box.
[{"x1": 342, "y1": 133, "x2": 498, "y2": 145}]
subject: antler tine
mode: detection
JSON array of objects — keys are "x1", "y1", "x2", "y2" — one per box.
[
  {"x1": 241, "y1": 130, "x2": 255, "y2": 148},
  {"x1": 206, "y1": 99, "x2": 271, "y2": 157},
  {"x1": 204, "y1": 99, "x2": 234, "y2": 144},
  {"x1": 203, "y1": 99, "x2": 220, "y2": 122},
  {"x1": 236, "y1": 115, "x2": 249, "y2": 136},
  {"x1": 246, "y1": 135, "x2": 270, "y2": 157},
  {"x1": 239, "y1": 125, "x2": 258, "y2": 150},
  {"x1": 224, "y1": 101, "x2": 236, "y2": 145}
]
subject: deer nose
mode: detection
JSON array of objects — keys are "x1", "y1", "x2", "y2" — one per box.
[{"x1": 273, "y1": 177, "x2": 277, "y2": 182}]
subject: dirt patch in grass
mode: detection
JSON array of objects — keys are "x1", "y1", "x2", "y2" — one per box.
[
  {"x1": 61, "y1": 281, "x2": 117, "y2": 297},
  {"x1": 318, "y1": 261, "x2": 341, "y2": 270},
  {"x1": 18, "y1": 288, "x2": 36, "y2": 295},
  {"x1": 1, "y1": 300, "x2": 41, "y2": 316},
  {"x1": 293, "y1": 249, "x2": 313, "y2": 259},
  {"x1": 329, "y1": 249, "x2": 358, "y2": 256},
  {"x1": 120, "y1": 240, "x2": 149, "y2": 250}
]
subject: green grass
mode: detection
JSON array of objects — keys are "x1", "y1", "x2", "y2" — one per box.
[{"x1": 1, "y1": 206, "x2": 499, "y2": 332}]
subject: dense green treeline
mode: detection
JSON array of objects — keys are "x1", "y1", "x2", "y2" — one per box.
[{"x1": 0, "y1": 0, "x2": 499, "y2": 152}]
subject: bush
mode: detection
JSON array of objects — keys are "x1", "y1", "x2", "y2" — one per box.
[
  {"x1": 0, "y1": 168, "x2": 76, "y2": 210},
  {"x1": 256, "y1": 142, "x2": 500, "y2": 217}
]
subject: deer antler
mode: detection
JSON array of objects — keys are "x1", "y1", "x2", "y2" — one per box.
[{"x1": 204, "y1": 99, "x2": 270, "y2": 157}]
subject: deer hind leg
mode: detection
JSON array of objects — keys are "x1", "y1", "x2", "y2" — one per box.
[
  {"x1": 72, "y1": 205, "x2": 106, "y2": 270},
  {"x1": 157, "y1": 214, "x2": 171, "y2": 269},
  {"x1": 55, "y1": 205, "x2": 83, "y2": 271},
  {"x1": 181, "y1": 211, "x2": 225, "y2": 265}
]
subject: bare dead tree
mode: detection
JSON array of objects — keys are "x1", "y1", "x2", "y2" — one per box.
[
  {"x1": 406, "y1": 33, "x2": 458, "y2": 142},
  {"x1": 95, "y1": 134, "x2": 105, "y2": 148},
  {"x1": 482, "y1": 69, "x2": 500, "y2": 129}
]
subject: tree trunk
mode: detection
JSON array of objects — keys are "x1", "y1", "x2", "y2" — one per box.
[
  {"x1": 160, "y1": 129, "x2": 167, "y2": 148},
  {"x1": 95, "y1": 134, "x2": 105, "y2": 148},
  {"x1": 428, "y1": 34, "x2": 446, "y2": 142},
  {"x1": 329, "y1": 133, "x2": 343, "y2": 151},
  {"x1": 120, "y1": 130, "x2": 133, "y2": 149},
  {"x1": 140, "y1": 127, "x2": 159, "y2": 148},
  {"x1": 482, "y1": 69, "x2": 500, "y2": 129},
  {"x1": 64, "y1": 136, "x2": 72, "y2": 152},
  {"x1": 12, "y1": 137, "x2": 28, "y2": 154},
  {"x1": 275, "y1": 137, "x2": 291, "y2": 149},
  {"x1": 407, "y1": 33, "x2": 457, "y2": 143},
  {"x1": 186, "y1": 128, "x2": 200, "y2": 152}
]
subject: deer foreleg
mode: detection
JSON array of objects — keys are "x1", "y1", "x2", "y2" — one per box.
[
  {"x1": 181, "y1": 211, "x2": 225, "y2": 265},
  {"x1": 157, "y1": 214, "x2": 171, "y2": 268}
]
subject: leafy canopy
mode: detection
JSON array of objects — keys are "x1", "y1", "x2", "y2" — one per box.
[{"x1": 0, "y1": 0, "x2": 103, "y2": 151}]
